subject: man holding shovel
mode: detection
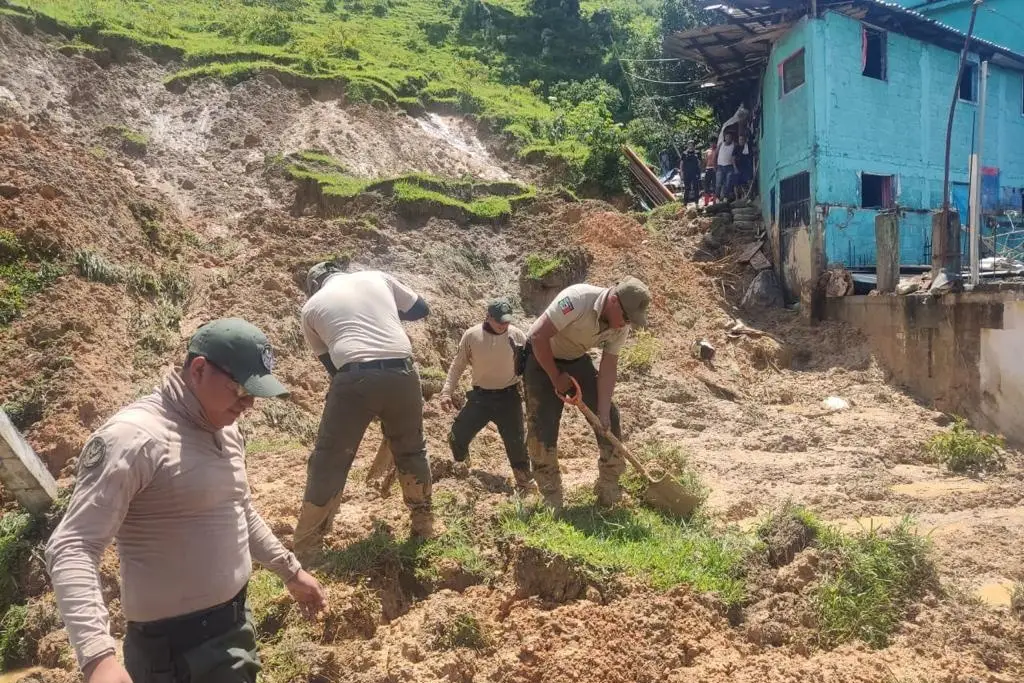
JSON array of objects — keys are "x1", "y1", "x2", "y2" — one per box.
[{"x1": 523, "y1": 277, "x2": 651, "y2": 512}]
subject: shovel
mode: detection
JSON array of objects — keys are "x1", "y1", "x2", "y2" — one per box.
[
  {"x1": 559, "y1": 376, "x2": 702, "y2": 518},
  {"x1": 366, "y1": 438, "x2": 397, "y2": 498}
]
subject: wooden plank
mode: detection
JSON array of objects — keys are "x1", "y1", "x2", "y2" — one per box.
[
  {"x1": 736, "y1": 240, "x2": 765, "y2": 263},
  {"x1": 749, "y1": 251, "x2": 772, "y2": 271},
  {"x1": 0, "y1": 409, "x2": 57, "y2": 514}
]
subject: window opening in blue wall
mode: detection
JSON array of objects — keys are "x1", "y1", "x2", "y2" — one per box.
[
  {"x1": 959, "y1": 63, "x2": 978, "y2": 102},
  {"x1": 862, "y1": 27, "x2": 886, "y2": 80},
  {"x1": 861, "y1": 174, "x2": 895, "y2": 209},
  {"x1": 780, "y1": 49, "x2": 806, "y2": 97},
  {"x1": 780, "y1": 172, "x2": 810, "y2": 228}
]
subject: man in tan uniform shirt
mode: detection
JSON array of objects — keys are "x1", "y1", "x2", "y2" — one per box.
[
  {"x1": 438, "y1": 298, "x2": 534, "y2": 493},
  {"x1": 524, "y1": 278, "x2": 651, "y2": 512},
  {"x1": 295, "y1": 263, "x2": 434, "y2": 563},
  {"x1": 45, "y1": 318, "x2": 326, "y2": 683}
]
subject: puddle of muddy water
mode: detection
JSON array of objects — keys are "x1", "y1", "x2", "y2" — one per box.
[
  {"x1": 892, "y1": 478, "x2": 988, "y2": 499},
  {"x1": 976, "y1": 579, "x2": 1015, "y2": 607}
]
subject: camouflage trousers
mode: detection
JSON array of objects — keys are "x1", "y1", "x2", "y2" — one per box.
[
  {"x1": 294, "y1": 364, "x2": 432, "y2": 561},
  {"x1": 523, "y1": 353, "x2": 624, "y2": 504},
  {"x1": 124, "y1": 589, "x2": 258, "y2": 683}
]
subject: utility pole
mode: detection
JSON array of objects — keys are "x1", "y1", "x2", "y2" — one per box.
[
  {"x1": 937, "y1": 0, "x2": 983, "y2": 291},
  {"x1": 969, "y1": 60, "x2": 988, "y2": 286}
]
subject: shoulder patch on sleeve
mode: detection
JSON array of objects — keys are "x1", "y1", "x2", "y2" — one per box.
[
  {"x1": 557, "y1": 297, "x2": 575, "y2": 315},
  {"x1": 78, "y1": 437, "x2": 108, "y2": 472}
]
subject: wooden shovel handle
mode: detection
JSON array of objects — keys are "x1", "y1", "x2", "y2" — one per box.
[{"x1": 557, "y1": 378, "x2": 651, "y2": 478}]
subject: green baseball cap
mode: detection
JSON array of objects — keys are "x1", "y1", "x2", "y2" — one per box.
[
  {"x1": 486, "y1": 298, "x2": 514, "y2": 323},
  {"x1": 615, "y1": 277, "x2": 651, "y2": 327},
  {"x1": 187, "y1": 318, "x2": 289, "y2": 398},
  {"x1": 305, "y1": 262, "x2": 341, "y2": 296}
]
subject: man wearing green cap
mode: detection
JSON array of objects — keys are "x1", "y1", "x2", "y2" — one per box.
[
  {"x1": 45, "y1": 318, "x2": 326, "y2": 683},
  {"x1": 438, "y1": 298, "x2": 534, "y2": 493},
  {"x1": 295, "y1": 263, "x2": 434, "y2": 560},
  {"x1": 523, "y1": 277, "x2": 651, "y2": 512}
]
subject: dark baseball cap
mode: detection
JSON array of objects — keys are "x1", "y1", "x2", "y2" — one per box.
[
  {"x1": 486, "y1": 298, "x2": 514, "y2": 323},
  {"x1": 305, "y1": 261, "x2": 341, "y2": 296},
  {"x1": 614, "y1": 277, "x2": 651, "y2": 327},
  {"x1": 187, "y1": 318, "x2": 289, "y2": 398}
]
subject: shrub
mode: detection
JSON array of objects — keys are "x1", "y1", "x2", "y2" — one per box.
[
  {"x1": 524, "y1": 253, "x2": 563, "y2": 280},
  {"x1": 925, "y1": 417, "x2": 1005, "y2": 474},
  {"x1": 618, "y1": 330, "x2": 658, "y2": 374}
]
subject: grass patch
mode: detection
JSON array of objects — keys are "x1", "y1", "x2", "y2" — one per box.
[
  {"x1": 287, "y1": 152, "x2": 533, "y2": 220},
  {"x1": 261, "y1": 401, "x2": 319, "y2": 445},
  {"x1": 323, "y1": 493, "x2": 492, "y2": 584},
  {"x1": 1, "y1": 380, "x2": 49, "y2": 431},
  {"x1": 417, "y1": 365, "x2": 446, "y2": 382},
  {"x1": 618, "y1": 329, "x2": 658, "y2": 374},
  {"x1": 74, "y1": 249, "x2": 122, "y2": 284},
  {"x1": 524, "y1": 253, "x2": 564, "y2": 280},
  {"x1": 622, "y1": 440, "x2": 709, "y2": 512},
  {"x1": 0, "y1": 603, "x2": 29, "y2": 669},
  {"x1": 925, "y1": 417, "x2": 1006, "y2": 474},
  {"x1": 0, "y1": 513, "x2": 33, "y2": 617},
  {"x1": 499, "y1": 502, "x2": 751, "y2": 605},
  {"x1": 0, "y1": 260, "x2": 64, "y2": 326},
  {"x1": 427, "y1": 612, "x2": 489, "y2": 651},
  {"x1": 813, "y1": 517, "x2": 936, "y2": 649}
]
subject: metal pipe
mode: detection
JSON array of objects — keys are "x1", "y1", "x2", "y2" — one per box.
[
  {"x1": 970, "y1": 60, "x2": 988, "y2": 285},
  {"x1": 940, "y1": 0, "x2": 983, "y2": 285}
]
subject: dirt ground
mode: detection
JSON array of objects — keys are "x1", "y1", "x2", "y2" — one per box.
[{"x1": 1, "y1": 17, "x2": 1023, "y2": 683}]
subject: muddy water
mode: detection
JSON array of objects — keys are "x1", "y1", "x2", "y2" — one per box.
[
  {"x1": 0, "y1": 668, "x2": 41, "y2": 683},
  {"x1": 976, "y1": 579, "x2": 1015, "y2": 607},
  {"x1": 891, "y1": 478, "x2": 989, "y2": 498}
]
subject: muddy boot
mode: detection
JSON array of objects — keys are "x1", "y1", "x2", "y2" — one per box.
[
  {"x1": 409, "y1": 506, "x2": 442, "y2": 539},
  {"x1": 512, "y1": 468, "x2": 538, "y2": 496},
  {"x1": 594, "y1": 477, "x2": 622, "y2": 508},
  {"x1": 293, "y1": 500, "x2": 338, "y2": 567}
]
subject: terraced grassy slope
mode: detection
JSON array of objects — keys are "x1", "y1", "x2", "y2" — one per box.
[{"x1": 6, "y1": 0, "x2": 710, "y2": 192}]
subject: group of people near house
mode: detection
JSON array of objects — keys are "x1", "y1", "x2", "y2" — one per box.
[{"x1": 43, "y1": 263, "x2": 650, "y2": 683}]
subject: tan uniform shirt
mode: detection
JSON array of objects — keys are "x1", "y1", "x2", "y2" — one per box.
[
  {"x1": 301, "y1": 270, "x2": 420, "y2": 369},
  {"x1": 529, "y1": 284, "x2": 629, "y2": 360},
  {"x1": 440, "y1": 323, "x2": 526, "y2": 397},
  {"x1": 45, "y1": 370, "x2": 301, "y2": 669}
]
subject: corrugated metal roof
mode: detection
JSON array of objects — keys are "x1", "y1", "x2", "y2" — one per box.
[{"x1": 664, "y1": 0, "x2": 1024, "y2": 77}]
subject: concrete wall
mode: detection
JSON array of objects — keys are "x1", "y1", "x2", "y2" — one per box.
[
  {"x1": 896, "y1": 0, "x2": 1024, "y2": 56},
  {"x1": 827, "y1": 287, "x2": 1024, "y2": 444},
  {"x1": 815, "y1": 10, "x2": 1024, "y2": 267}
]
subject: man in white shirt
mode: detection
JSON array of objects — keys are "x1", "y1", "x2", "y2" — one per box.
[
  {"x1": 438, "y1": 298, "x2": 534, "y2": 493},
  {"x1": 524, "y1": 277, "x2": 651, "y2": 512},
  {"x1": 715, "y1": 130, "x2": 736, "y2": 200},
  {"x1": 294, "y1": 263, "x2": 435, "y2": 563}
]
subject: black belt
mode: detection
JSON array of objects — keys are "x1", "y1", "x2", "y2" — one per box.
[
  {"x1": 339, "y1": 357, "x2": 412, "y2": 373},
  {"x1": 473, "y1": 385, "x2": 518, "y2": 394},
  {"x1": 128, "y1": 584, "x2": 247, "y2": 654}
]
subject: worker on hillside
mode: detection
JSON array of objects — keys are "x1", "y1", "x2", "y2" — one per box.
[
  {"x1": 680, "y1": 142, "x2": 702, "y2": 205},
  {"x1": 523, "y1": 277, "x2": 651, "y2": 512},
  {"x1": 45, "y1": 318, "x2": 326, "y2": 683},
  {"x1": 294, "y1": 262, "x2": 435, "y2": 563},
  {"x1": 438, "y1": 298, "x2": 534, "y2": 493}
]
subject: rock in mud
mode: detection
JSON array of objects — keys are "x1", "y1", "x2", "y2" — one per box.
[
  {"x1": 740, "y1": 270, "x2": 785, "y2": 310},
  {"x1": 0, "y1": 183, "x2": 21, "y2": 198}
]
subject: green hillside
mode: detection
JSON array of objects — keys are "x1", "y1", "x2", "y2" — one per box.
[{"x1": 7, "y1": 0, "x2": 715, "y2": 193}]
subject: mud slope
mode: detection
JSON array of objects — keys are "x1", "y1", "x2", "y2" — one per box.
[{"x1": 1, "y1": 16, "x2": 1023, "y2": 683}]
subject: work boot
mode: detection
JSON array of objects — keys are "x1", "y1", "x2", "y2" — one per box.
[
  {"x1": 512, "y1": 468, "x2": 538, "y2": 496},
  {"x1": 594, "y1": 478, "x2": 622, "y2": 508},
  {"x1": 409, "y1": 507, "x2": 442, "y2": 539},
  {"x1": 541, "y1": 489, "x2": 564, "y2": 516}
]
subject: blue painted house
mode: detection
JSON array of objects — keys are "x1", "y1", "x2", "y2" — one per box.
[{"x1": 666, "y1": 0, "x2": 1024, "y2": 297}]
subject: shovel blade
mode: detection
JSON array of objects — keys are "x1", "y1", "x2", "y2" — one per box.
[{"x1": 642, "y1": 477, "x2": 701, "y2": 518}]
